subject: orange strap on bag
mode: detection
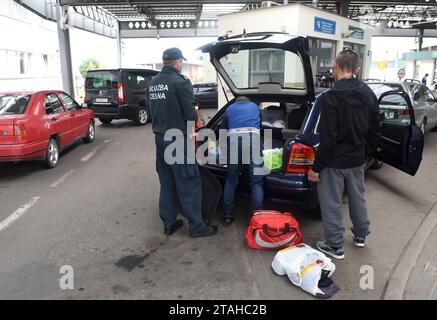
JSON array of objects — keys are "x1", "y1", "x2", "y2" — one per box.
[{"x1": 245, "y1": 210, "x2": 303, "y2": 250}]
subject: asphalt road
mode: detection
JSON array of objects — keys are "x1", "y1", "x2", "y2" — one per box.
[{"x1": 0, "y1": 120, "x2": 436, "y2": 300}]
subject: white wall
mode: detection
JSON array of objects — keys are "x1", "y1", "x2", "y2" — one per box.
[
  {"x1": 406, "y1": 60, "x2": 416, "y2": 79},
  {"x1": 218, "y1": 5, "x2": 300, "y2": 36},
  {"x1": 0, "y1": 0, "x2": 61, "y2": 91},
  {"x1": 202, "y1": 53, "x2": 217, "y2": 83},
  {"x1": 401, "y1": 59, "x2": 434, "y2": 85},
  {"x1": 0, "y1": 0, "x2": 119, "y2": 96}
]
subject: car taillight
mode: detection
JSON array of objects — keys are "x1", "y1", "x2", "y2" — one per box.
[
  {"x1": 118, "y1": 83, "x2": 124, "y2": 104},
  {"x1": 14, "y1": 124, "x2": 27, "y2": 143},
  {"x1": 287, "y1": 143, "x2": 315, "y2": 173},
  {"x1": 397, "y1": 108, "x2": 409, "y2": 116},
  {"x1": 14, "y1": 124, "x2": 26, "y2": 136}
]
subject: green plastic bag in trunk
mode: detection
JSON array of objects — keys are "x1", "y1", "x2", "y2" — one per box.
[{"x1": 263, "y1": 148, "x2": 283, "y2": 170}]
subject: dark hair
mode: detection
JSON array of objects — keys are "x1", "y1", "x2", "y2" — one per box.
[
  {"x1": 163, "y1": 59, "x2": 178, "y2": 67},
  {"x1": 235, "y1": 96, "x2": 250, "y2": 102},
  {"x1": 335, "y1": 49, "x2": 361, "y2": 72}
]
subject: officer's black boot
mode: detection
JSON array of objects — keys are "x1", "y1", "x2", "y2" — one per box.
[
  {"x1": 189, "y1": 225, "x2": 218, "y2": 238},
  {"x1": 164, "y1": 219, "x2": 184, "y2": 236}
]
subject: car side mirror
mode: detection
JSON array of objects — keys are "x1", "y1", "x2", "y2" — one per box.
[{"x1": 81, "y1": 103, "x2": 88, "y2": 108}]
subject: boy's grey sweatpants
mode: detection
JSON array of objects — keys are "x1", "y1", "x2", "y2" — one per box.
[{"x1": 317, "y1": 165, "x2": 370, "y2": 249}]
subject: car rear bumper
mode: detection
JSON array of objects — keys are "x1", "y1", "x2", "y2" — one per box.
[
  {"x1": 264, "y1": 173, "x2": 318, "y2": 208},
  {"x1": 0, "y1": 140, "x2": 48, "y2": 162},
  {"x1": 202, "y1": 164, "x2": 319, "y2": 209},
  {"x1": 90, "y1": 104, "x2": 137, "y2": 119}
]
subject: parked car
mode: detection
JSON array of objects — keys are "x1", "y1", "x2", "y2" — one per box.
[
  {"x1": 431, "y1": 81, "x2": 437, "y2": 99},
  {"x1": 85, "y1": 68, "x2": 158, "y2": 126},
  {"x1": 364, "y1": 78, "x2": 381, "y2": 82},
  {"x1": 197, "y1": 32, "x2": 424, "y2": 210},
  {"x1": 0, "y1": 90, "x2": 95, "y2": 168},
  {"x1": 193, "y1": 82, "x2": 218, "y2": 109},
  {"x1": 403, "y1": 78, "x2": 421, "y2": 84},
  {"x1": 366, "y1": 81, "x2": 437, "y2": 134}
]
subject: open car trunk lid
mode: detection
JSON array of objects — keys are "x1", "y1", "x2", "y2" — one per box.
[{"x1": 199, "y1": 32, "x2": 315, "y2": 102}]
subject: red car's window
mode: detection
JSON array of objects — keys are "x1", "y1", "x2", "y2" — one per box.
[
  {"x1": 45, "y1": 94, "x2": 65, "y2": 115},
  {"x1": 58, "y1": 92, "x2": 80, "y2": 111},
  {"x1": 0, "y1": 94, "x2": 31, "y2": 115}
]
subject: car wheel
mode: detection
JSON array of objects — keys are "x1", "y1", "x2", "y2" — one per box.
[
  {"x1": 134, "y1": 107, "x2": 148, "y2": 126},
  {"x1": 370, "y1": 159, "x2": 383, "y2": 170},
  {"x1": 42, "y1": 138, "x2": 59, "y2": 169},
  {"x1": 99, "y1": 118, "x2": 112, "y2": 125},
  {"x1": 83, "y1": 121, "x2": 95, "y2": 143}
]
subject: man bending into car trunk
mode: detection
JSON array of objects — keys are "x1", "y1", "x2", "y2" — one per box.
[
  {"x1": 308, "y1": 49, "x2": 381, "y2": 260},
  {"x1": 221, "y1": 96, "x2": 264, "y2": 226}
]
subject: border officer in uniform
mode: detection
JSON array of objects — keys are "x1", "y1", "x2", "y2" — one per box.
[{"x1": 149, "y1": 47, "x2": 218, "y2": 238}]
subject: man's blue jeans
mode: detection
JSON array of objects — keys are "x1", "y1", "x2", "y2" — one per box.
[{"x1": 223, "y1": 133, "x2": 264, "y2": 217}]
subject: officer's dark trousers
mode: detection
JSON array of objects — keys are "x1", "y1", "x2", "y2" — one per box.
[{"x1": 154, "y1": 134, "x2": 206, "y2": 234}]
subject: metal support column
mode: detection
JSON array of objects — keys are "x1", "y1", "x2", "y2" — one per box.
[
  {"x1": 116, "y1": 22, "x2": 122, "y2": 68},
  {"x1": 337, "y1": 0, "x2": 350, "y2": 18},
  {"x1": 56, "y1": 1, "x2": 75, "y2": 97},
  {"x1": 418, "y1": 28, "x2": 424, "y2": 51}
]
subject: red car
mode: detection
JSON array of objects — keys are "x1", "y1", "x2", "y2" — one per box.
[{"x1": 0, "y1": 90, "x2": 95, "y2": 168}]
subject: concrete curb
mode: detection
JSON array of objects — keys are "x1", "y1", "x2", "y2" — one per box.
[{"x1": 383, "y1": 200, "x2": 437, "y2": 300}]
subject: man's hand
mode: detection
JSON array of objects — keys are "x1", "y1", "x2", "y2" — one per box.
[
  {"x1": 189, "y1": 126, "x2": 197, "y2": 140},
  {"x1": 308, "y1": 169, "x2": 320, "y2": 183},
  {"x1": 189, "y1": 132, "x2": 197, "y2": 140}
]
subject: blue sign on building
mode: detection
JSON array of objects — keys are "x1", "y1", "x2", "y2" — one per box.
[{"x1": 314, "y1": 17, "x2": 336, "y2": 35}]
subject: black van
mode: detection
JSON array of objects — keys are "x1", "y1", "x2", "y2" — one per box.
[
  {"x1": 85, "y1": 68, "x2": 158, "y2": 126},
  {"x1": 193, "y1": 82, "x2": 218, "y2": 109}
]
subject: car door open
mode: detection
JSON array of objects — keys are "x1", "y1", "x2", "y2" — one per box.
[{"x1": 373, "y1": 91, "x2": 424, "y2": 176}]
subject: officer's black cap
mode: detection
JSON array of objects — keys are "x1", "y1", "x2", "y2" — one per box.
[{"x1": 162, "y1": 47, "x2": 187, "y2": 61}]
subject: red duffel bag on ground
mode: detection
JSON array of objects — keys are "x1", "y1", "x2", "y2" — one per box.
[{"x1": 245, "y1": 210, "x2": 303, "y2": 250}]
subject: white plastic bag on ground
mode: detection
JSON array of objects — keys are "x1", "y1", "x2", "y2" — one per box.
[{"x1": 272, "y1": 243, "x2": 339, "y2": 298}]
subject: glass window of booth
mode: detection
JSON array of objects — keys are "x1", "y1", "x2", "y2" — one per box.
[{"x1": 309, "y1": 38, "x2": 337, "y2": 88}]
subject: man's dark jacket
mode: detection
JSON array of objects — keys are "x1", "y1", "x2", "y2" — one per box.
[
  {"x1": 148, "y1": 66, "x2": 197, "y2": 135},
  {"x1": 312, "y1": 77, "x2": 381, "y2": 173}
]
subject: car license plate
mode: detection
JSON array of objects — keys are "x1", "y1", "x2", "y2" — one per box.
[{"x1": 95, "y1": 98, "x2": 109, "y2": 103}]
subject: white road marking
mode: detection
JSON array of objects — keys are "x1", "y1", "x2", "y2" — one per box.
[
  {"x1": 104, "y1": 139, "x2": 111, "y2": 144},
  {"x1": 0, "y1": 197, "x2": 40, "y2": 232},
  {"x1": 81, "y1": 147, "x2": 99, "y2": 162},
  {"x1": 50, "y1": 169, "x2": 75, "y2": 188}
]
